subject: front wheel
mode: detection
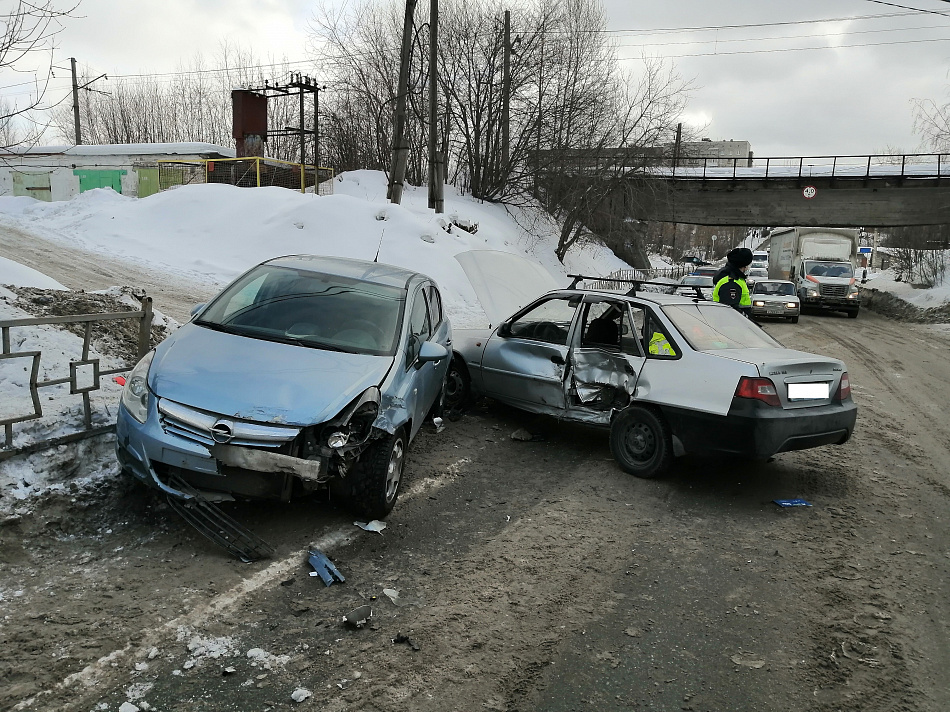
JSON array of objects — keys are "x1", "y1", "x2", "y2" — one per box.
[
  {"x1": 846, "y1": 309, "x2": 859, "y2": 319},
  {"x1": 609, "y1": 406, "x2": 672, "y2": 479},
  {"x1": 443, "y1": 358, "x2": 471, "y2": 412},
  {"x1": 790, "y1": 315, "x2": 799, "y2": 324},
  {"x1": 348, "y1": 428, "x2": 406, "y2": 519}
]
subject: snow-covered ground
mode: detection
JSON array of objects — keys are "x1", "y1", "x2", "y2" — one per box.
[
  {"x1": 860, "y1": 255, "x2": 950, "y2": 309},
  {"x1": 0, "y1": 171, "x2": 629, "y2": 499}
]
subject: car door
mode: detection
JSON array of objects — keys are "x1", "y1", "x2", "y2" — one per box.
[
  {"x1": 480, "y1": 295, "x2": 581, "y2": 413},
  {"x1": 403, "y1": 285, "x2": 437, "y2": 438},
  {"x1": 569, "y1": 297, "x2": 647, "y2": 411}
]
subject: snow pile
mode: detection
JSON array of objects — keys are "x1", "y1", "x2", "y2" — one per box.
[
  {"x1": 861, "y1": 258, "x2": 950, "y2": 309},
  {"x1": 0, "y1": 172, "x2": 629, "y2": 329},
  {"x1": 0, "y1": 256, "x2": 68, "y2": 290}
]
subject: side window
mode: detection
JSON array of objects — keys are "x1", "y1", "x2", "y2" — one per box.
[
  {"x1": 621, "y1": 305, "x2": 645, "y2": 357},
  {"x1": 406, "y1": 289, "x2": 432, "y2": 367},
  {"x1": 643, "y1": 312, "x2": 678, "y2": 359},
  {"x1": 426, "y1": 285, "x2": 443, "y2": 328},
  {"x1": 507, "y1": 297, "x2": 577, "y2": 346}
]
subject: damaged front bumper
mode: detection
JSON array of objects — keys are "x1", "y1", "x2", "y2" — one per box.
[{"x1": 115, "y1": 392, "x2": 384, "y2": 502}]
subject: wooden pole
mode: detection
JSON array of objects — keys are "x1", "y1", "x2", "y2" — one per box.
[{"x1": 389, "y1": 0, "x2": 418, "y2": 204}]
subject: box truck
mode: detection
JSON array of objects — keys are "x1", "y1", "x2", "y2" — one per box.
[{"x1": 767, "y1": 227, "x2": 861, "y2": 318}]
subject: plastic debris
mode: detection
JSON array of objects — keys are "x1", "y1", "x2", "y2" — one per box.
[
  {"x1": 433, "y1": 416, "x2": 445, "y2": 433},
  {"x1": 291, "y1": 688, "x2": 313, "y2": 702},
  {"x1": 354, "y1": 520, "x2": 387, "y2": 534},
  {"x1": 343, "y1": 605, "x2": 374, "y2": 629},
  {"x1": 307, "y1": 549, "x2": 345, "y2": 586},
  {"x1": 382, "y1": 588, "x2": 401, "y2": 605},
  {"x1": 774, "y1": 498, "x2": 813, "y2": 508},
  {"x1": 510, "y1": 428, "x2": 534, "y2": 441},
  {"x1": 393, "y1": 632, "x2": 421, "y2": 651},
  {"x1": 222, "y1": 666, "x2": 236, "y2": 675},
  {"x1": 731, "y1": 653, "x2": 766, "y2": 668}
]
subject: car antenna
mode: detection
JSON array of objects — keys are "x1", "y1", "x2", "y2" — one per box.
[{"x1": 373, "y1": 228, "x2": 385, "y2": 263}]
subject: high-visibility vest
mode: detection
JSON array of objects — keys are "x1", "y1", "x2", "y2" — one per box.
[
  {"x1": 713, "y1": 276, "x2": 751, "y2": 307},
  {"x1": 649, "y1": 331, "x2": 676, "y2": 356}
]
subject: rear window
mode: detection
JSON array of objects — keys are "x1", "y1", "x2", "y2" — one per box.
[{"x1": 662, "y1": 303, "x2": 781, "y2": 351}]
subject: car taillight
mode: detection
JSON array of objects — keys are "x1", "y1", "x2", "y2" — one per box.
[
  {"x1": 735, "y1": 376, "x2": 781, "y2": 406},
  {"x1": 834, "y1": 372, "x2": 851, "y2": 400}
]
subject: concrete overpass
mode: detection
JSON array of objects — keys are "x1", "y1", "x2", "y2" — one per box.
[{"x1": 606, "y1": 154, "x2": 950, "y2": 227}]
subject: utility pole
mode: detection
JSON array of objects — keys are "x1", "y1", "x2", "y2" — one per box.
[
  {"x1": 314, "y1": 84, "x2": 323, "y2": 191},
  {"x1": 389, "y1": 0, "x2": 418, "y2": 204},
  {"x1": 428, "y1": 0, "x2": 443, "y2": 212},
  {"x1": 672, "y1": 122, "x2": 682, "y2": 171},
  {"x1": 70, "y1": 57, "x2": 81, "y2": 145},
  {"x1": 501, "y1": 9, "x2": 511, "y2": 188}
]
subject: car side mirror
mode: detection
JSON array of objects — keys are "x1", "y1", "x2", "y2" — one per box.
[
  {"x1": 497, "y1": 322, "x2": 511, "y2": 337},
  {"x1": 417, "y1": 340, "x2": 448, "y2": 367},
  {"x1": 190, "y1": 303, "x2": 206, "y2": 319}
]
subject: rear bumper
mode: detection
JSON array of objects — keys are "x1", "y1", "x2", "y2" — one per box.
[{"x1": 660, "y1": 398, "x2": 857, "y2": 460}]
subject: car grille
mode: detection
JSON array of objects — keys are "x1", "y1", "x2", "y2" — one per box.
[
  {"x1": 158, "y1": 398, "x2": 301, "y2": 448},
  {"x1": 820, "y1": 284, "x2": 848, "y2": 298}
]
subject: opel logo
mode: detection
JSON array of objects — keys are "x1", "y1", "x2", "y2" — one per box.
[{"x1": 210, "y1": 419, "x2": 235, "y2": 444}]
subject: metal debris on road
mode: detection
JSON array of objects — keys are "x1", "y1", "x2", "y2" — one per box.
[
  {"x1": 343, "y1": 605, "x2": 374, "y2": 628},
  {"x1": 393, "y1": 632, "x2": 420, "y2": 651},
  {"x1": 773, "y1": 498, "x2": 813, "y2": 507},
  {"x1": 307, "y1": 549, "x2": 345, "y2": 586},
  {"x1": 354, "y1": 520, "x2": 387, "y2": 534}
]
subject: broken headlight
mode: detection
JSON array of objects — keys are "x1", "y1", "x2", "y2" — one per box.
[
  {"x1": 322, "y1": 391, "x2": 380, "y2": 451},
  {"x1": 121, "y1": 350, "x2": 154, "y2": 423}
]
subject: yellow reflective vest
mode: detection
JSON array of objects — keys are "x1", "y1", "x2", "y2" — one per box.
[
  {"x1": 649, "y1": 331, "x2": 677, "y2": 356},
  {"x1": 713, "y1": 276, "x2": 751, "y2": 308}
]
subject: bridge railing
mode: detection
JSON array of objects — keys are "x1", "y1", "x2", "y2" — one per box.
[{"x1": 668, "y1": 153, "x2": 950, "y2": 181}]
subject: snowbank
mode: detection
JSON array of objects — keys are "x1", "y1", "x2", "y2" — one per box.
[
  {"x1": 0, "y1": 256, "x2": 68, "y2": 290},
  {"x1": 0, "y1": 172, "x2": 631, "y2": 329}
]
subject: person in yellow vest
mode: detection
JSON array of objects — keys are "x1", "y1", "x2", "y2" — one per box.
[
  {"x1": 648, "y1": 330, "x2": 677, "y2": 356},
  {"x1": 713, "y1": 247, "x2": 753, "y2": 318}
]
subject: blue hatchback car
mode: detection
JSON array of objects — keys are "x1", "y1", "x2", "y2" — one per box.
[{"x1": 116, "y1": 255, "x2": 451, "y2": 519}]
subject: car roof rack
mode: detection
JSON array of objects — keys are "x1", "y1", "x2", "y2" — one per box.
[{"x1": 566, "y1": 273, "x2": 708, "y2": 300}]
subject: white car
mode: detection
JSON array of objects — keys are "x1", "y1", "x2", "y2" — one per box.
[{"x1": 751, "y1": 280, "x2": 801, "y2": 323}]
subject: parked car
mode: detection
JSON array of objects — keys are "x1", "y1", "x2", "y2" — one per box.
[
  {"x1": 447, "y1": 282, "x2": 855, "y2": 478},
  {"x1": 675, "y1": 273, "x2": 714, "y2": 300},
  {"x1": 751, "y1": 280, "x2": 801, "y2": 323},
  {"x1": 116, "y1": 255, "x2": 451, "y2": 519},
  {"x1": 691, "y1": 266, "x2": 720, "y2": 279}
]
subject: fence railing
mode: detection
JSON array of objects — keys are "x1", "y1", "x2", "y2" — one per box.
[
  {"x1": 665, "y1": 153, "x2": 950, "y2": 181},
  {"x1": 581, "y1": 266, "x2": 691, "y2": 291},
  {"x1": 157, "y1": 157, "x2": 334, "y2": 195},
  {"x1": 0, "y1": 298, "x2": 153, "y2": 461}
]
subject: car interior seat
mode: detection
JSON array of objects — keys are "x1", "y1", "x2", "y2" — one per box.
[{"x1": 584, "y1": 317, "x2": 620, "y2": 347}]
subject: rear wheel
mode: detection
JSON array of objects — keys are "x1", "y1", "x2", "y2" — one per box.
[
  {"x1": 609, "y1": 406, "x2": 672, "y2": 479},
  {"x1": 347, "y1": 428, "x2": 406, "y2": 519}
]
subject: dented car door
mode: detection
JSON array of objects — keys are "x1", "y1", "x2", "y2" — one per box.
[
  {"x1": 479, "y1": 295, "x2": 580, "y2": 413},
  {"x1": 568, "y1": 298, "x2": 646, "y2": 418}
]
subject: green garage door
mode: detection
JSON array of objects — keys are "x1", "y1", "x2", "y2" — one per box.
[
  {"x1": 135, "y1": 167, "x2": 160, "y2": 197},
  {"x1": 74, "y1": 169, "x2": 126, "y2": 194}
]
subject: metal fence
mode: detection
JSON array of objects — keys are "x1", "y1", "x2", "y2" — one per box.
[
  {"x1": 581, "y1": 266, "x2": 691, "y2": 292},
  {"x1": 158, "y1": 157, "x2": 334, "y2": 195},
  {"x1": 0, "y1": 298, "x2": 153, "y2": 461}
]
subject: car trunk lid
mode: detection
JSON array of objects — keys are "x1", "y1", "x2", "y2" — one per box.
[{"x1": 711, "y1": 347, "x2": 845, "y2": 409}]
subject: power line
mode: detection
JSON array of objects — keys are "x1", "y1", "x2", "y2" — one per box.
[
  {"x1": 864, "y1": 0, "x2": 950, "y2": 17},
  {"x1": 610, "y1": 21, "x2": 950, "y2": 50},
  {"x1": 530, "y1": 10, "x2": 925, "y2": 36},
  {"x1": 618, "y1": 33, "x2": 950, "y2": 59}
]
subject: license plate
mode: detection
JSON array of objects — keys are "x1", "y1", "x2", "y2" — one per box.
[
  {"x1": 766, "y1": 307, "x2": 783, "y2": 314},
  {"x1": 787, "y1": 382, "x2": 829, "y2": 400}
]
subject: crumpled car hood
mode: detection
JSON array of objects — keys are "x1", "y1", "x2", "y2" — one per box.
[{"x1": 149, "y1": 323, "x2": 394, "y2": 426}]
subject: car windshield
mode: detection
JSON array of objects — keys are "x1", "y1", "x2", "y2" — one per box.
[
  {"x1": 681, "y1": 276, "x2": 714, "y2": 286},
  {"x1": 753, "y1": 282, "x2": 795, "y2": 296},
  {"x1": 662, "y1": 303, "x2": 781, "y2": 351},
  {"x1": 804, "y1": 261, "x2": 854, "y2": 278},
  {"x1": 195, "y1": 264, "x2": 406, "y2": 356}
]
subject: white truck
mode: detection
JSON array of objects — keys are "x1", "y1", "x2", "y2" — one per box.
[{"x1": 767, "y1": 227, "x2": 861, "y2": 319}]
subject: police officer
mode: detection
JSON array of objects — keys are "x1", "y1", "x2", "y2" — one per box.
[{"x1": 713, "y1": 247, "x2": 753, "y2": 317}]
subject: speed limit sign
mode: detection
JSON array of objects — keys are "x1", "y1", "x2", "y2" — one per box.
[{"x1": 803, "y1": 185, "x2": 817, "y2": 199}]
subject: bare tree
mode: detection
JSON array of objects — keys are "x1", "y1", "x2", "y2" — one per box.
[
  {"x1": 1, "y1": 1, "x2": 79, "y2": 148},
  {"x1": 51, "y1": 45, "x2": 306, "y2": 161},
  {"x1": 913, "y1": 94, "x2": 950, "y2": 152}
]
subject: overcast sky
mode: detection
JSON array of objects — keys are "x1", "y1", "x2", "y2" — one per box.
[{"x1": 7, "y1": 0, "x2": 950, "y2": 156}]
